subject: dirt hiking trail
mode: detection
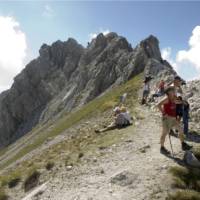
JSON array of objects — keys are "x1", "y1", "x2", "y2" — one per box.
[{"x1": 25, "y1": 105, "x2": 189, "y2": 200}]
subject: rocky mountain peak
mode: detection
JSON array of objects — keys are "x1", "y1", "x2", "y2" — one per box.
[
  {"x1": 0, "y1": 33, "x2": 175, "y2": 149},
  {"x1": 139, "y1": 35, "x2": 162, "y2": 61}
]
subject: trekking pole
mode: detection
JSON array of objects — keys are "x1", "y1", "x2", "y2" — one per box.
[{"x1": 169, "y1": 134, "x2": 174, "y2": 158}]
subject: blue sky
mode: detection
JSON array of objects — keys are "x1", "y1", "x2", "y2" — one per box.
[{"x1": 0, "y1": 1, "x2": 200, "y2": 91}]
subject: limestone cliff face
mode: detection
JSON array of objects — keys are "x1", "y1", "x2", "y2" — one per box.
[
  {"x1": 183, "y1": 80, "x2": 200, "y2": 125},
  {"x1": 0, "y1": 33, "x2": 175, "y2": 148}
]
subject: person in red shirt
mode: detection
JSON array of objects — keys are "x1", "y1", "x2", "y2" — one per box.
[{"x1": 157, "y1": 86, "x2": 191, "y2": 155}]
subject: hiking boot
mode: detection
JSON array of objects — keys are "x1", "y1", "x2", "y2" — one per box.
[
  {"x1": 160, "y1": 146, "x2": 170, "y2": 155},
  {"x1": 182, "y1": 142, "x2": 192, "y2": 151}
]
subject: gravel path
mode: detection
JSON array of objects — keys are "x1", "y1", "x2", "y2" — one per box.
[{"x1": 24, "y1": 106, "x2": 187, "y2": 200}]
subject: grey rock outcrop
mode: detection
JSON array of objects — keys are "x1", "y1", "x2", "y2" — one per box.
[
  {"x1": 184, "y1": 151, "x2": 200, "y2": 168},
  {"x1": 183, "y1": 80, "x2": 200, "y2": 124},
  {"x1": 0, "y1": 33, "x2": 175, "y2": 148}
]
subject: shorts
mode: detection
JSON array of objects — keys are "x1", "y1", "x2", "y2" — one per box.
[{"x1": 162, "y1": 115, "x2": 180, "y2": 132}]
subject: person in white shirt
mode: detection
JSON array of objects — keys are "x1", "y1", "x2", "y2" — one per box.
[{"x1": 95, "y1": 106, "x2": 132, "y2": 133}]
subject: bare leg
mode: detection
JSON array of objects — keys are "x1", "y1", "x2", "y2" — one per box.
[
  {"x1": 161, "y1": 127, "x2": 168, "y2": 147},
  {"x1": 96, "y1": 122, "x2": 116, "y2": 133}
]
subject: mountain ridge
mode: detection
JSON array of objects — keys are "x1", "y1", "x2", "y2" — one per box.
[{"x1": 0, "y1": 32, "x2": 175, "y2": 148}]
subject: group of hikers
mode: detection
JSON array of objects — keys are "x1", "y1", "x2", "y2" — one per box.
[
  {"x1": 95, "y1": 74, "x2": 192, "y2": 155},
  {"x1": 142, "y1": 75, "x2": 192, "y2": 154}
]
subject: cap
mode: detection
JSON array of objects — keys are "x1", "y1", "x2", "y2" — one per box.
[{"x1": 174, "y1": 76, "x2": 182, "y2": 81}]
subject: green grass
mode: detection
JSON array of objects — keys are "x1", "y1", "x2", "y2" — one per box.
[
  {"x1": 0, "y1": 188, "x2": 9, "y2": 200},
  {"x1": 0, "y1": 170, "x2": 21, "y2": 188},
  {"x1": 167, "y1": 190, "x2": 200, "y2": 200},
  {"x1": 0, "y1": 73, "x2": 142, "y2": 193},
  {"x1": 168, "y1": 149, "x2": 200, "y2": 199}
]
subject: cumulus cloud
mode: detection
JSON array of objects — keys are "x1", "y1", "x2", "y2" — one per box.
[
  {"x1": 162, "y1": 26, "x2": 200, "y2": 80},
  {"x1": 161, "y1": 47, "x2": 177, "y2": 71},
  {"x1": 89, "y1": 28, "x2": 110, "y2": 41},
  {"x1": 177, "y1": 26, "x2": 200, "y2": 71},
  {"x1": 42, "y1": 5, "x2": 55, "y2": 18},
  {"x1": 0, "y1": 16, "x2": 27, "y2": 92}
]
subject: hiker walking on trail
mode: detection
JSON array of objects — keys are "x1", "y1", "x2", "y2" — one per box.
[
  {"x1": 170, "y1": 76, "x2": 190, "y2": 136},
  {"x1": 141, "y1": 76, "x2": 152, "y2": 105},
  {"x1": 157, "y1": 87, "x2": 191, "y2": 155}
]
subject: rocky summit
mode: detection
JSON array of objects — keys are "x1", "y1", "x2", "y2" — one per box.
[{"x1": 0, "y1": 33, "x2": 175, "y2": 148}]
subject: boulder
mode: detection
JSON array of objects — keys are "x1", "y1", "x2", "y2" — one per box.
[
  {"x1": 111, "y1": 170, "x2": 139, "y2": 186},
  {"x1": 184, "y1": 151, "x2": 200, "y2": 168}
]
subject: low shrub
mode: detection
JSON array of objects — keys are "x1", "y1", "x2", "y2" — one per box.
[
  {"x1": 8, "y1": 177, "x2": 21, "y2": 188},
  {"x1": 24, "y1": 170, "x2": 40, "y2": 192},
  {"x1": 45, "y1": 161, "x2": 55, "y2": 171}
]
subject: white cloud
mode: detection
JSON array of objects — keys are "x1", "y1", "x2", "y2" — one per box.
[
  {"x1": 42, "y1": 5, "x2": 55, "y2": 18},
  {"x1": 0, "y1": 16, "x2": 27, "y2": 93},
  {"x1": 161, "y1": 47, "x2": 177, "y2": 71},
  {"x1": 89, "y1": 28, "x2": 110, "y2": 41},
  {"x1": 162, "y1": 26, "x2": 200, "y2": 80},
  {"x1": 177, "y1": 26, "x2": 200, "y2": 71}
]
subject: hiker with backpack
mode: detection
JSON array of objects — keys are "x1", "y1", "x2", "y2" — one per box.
[
  {"x1": 157, "y1": 86, "x2": 192, "y2": 155},
  {"x1": 170, "y1": 76, "x2": 190, "y2": 136}
]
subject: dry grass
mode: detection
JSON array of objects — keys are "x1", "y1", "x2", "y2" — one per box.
[
  {"x1": 167, "y1": 190, "x2": 200, "y2": 200},
  {"x1": 0, "y1": 74, "x2": 143, "y2": 196},
  {"x1": 0, "y1": 189, "x2": 9, "y2": 200},
  {"x1": 0, "y1": 73, "x2": 142, "y2": 170},
  {"x1": 168, "y1": 149, "x2": 200, "y2": 199},
  {"x1": 0, "y1": 171, "x2": 21, "y2": 188}
]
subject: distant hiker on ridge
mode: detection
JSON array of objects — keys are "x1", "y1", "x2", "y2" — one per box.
[
  {"x1": 157, "y1": 86, "x2": 192, "y2": 155},
  {"x1": 141, "y1": 76, "x2": 152, "y2": 105}
]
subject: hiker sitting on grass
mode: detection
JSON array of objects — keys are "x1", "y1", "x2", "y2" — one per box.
[
  {"x1": 95, "y1": 106, "x2": 132, "y2": 133},
  {"x1": 157, "y1": 86, "x2": 192, "y2": 155}
]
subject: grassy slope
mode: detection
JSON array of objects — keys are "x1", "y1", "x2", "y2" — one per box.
[
  {"x1": 167, "y1": 147, "x2": 200, "y2": 200},
  {"x1": 0, "y1": 73, "x2": 143, "y2": 193}
]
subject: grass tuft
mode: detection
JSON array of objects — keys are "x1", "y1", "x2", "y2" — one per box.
[
  {"x1": 45, "y1": 161, "x2": 55, "y2": 171},
  {"x1": 0, "y1": 189, "x2": 9, "y2": 200},
  {"x1": 168, "y1": 150, "x2": 200, "y2": 199},
  {"x1": 8, "y1": 177, "x2": 21, "y2": 188},
  {"x1": 167, "y1": 190, "x2": 200, "y2": 200},
  {"x1": 24, "y1": 170, "x2": 40, "y2": 192}
]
